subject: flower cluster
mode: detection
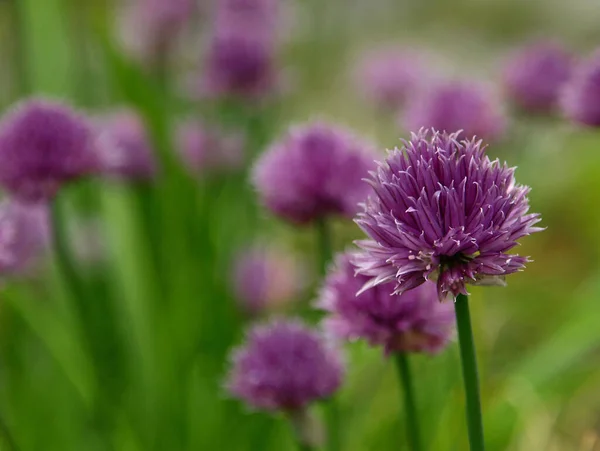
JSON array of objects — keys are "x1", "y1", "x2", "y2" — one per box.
[
  {"x1": 503, "y1": 41, "x2": 573, "y2": 114},
  {"x1": 226, "y1": 319, "x2": 344, "y2": 412},
  {"x1": 0, "y1": 99, "x2": 97, "y2": 202},
  {"x1": 252, "y1": 122, "x2": 376, "y2": 224},
  {"x1": 354, "y1": 129, "x2": 542, "y2": 301},
  {"x1": 318, "y1": 252, "x2": 455, "y2": 354},
  {"x1": 561, "y1": 49, "x2": 600, "y2": 127},
  {"x1": 232, "y1": 245, "x2": 305, "y2": 315},
  {"x1": 95, "y1": 109, "x2": 157, "y2": 181},
  {"x1": 403, "y1": 82, "x2": 506, "y2": 142}
]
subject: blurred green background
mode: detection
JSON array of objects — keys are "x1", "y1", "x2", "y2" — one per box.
[{"x1": 1, "y1": 0, "x2": 600, "y2": 450}]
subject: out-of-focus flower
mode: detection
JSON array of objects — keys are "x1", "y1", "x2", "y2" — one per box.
[
  {"x1": 403, "y1": 81, "x2": 507, "y2": 142},
  {"x1": 561, "y1": 50, "x2": 600, "y2": 127},
  {"x1": 355, "y1": 129, "x2": 542, "y2": 301},
  {"x1": 354, "y1": 47, "x2": 423, "y2": 111},
  {"x1": 232, "y1": 245, "x2": 305, "y2": 315},
  {"x1": 0, "y1": 99, "x2": 97, "y2": 202},
  {"x1": 120, "y1": 0, "x2": 194, "y2": 64},
  {"x1": 503, "y1": 41, "x2": 573, "y2": 113},
  {"x1": 200, "y1": 32, "x2": 278, "y2": 100},
  {"x1": 176, "y1": 121, "x2": 244, "y2": 175},
  {"x1": 252, "y1": 122, "x2": 377, "y2": 225},
  {"x1": 0, "y1": 199, "x2": 49, "y2": 276},
  {"x1": 95, "y1": 110, "x2": 157, "y2": 181},
  {"x1": 199, "y1": 0, "x2": 280, "y2": 100},
  {"x1": 226, "y1": 319, "x2": 344, "y2": 412},
  {"x1": 318, "y1": 252, "x2": 454, "y2": 354}
]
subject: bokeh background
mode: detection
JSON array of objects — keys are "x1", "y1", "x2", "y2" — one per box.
[{"x1": 0, "y1": 0, "x2": 600, "y2": 450}]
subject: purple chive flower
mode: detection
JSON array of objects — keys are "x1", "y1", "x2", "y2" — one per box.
[
  {"x1": 200, "y1": 0, "x2": 279, "y2": 99},
  {"x1": 403, "y1": 82, "x2": 507, "y2": 142},
  {"x1": 0, "y1": 99, "x2": 97, "y2": 202},
  {"x1": 201, "y1": 32, "x2": 277, "y2": 99},
  {"x1": 176, "y1": 121, "x2": 243, "y2": 175},
  {"x1": 233, "y1": 245, "x2": 305, "y2": 315},
  {"x1": 354, "y1": 47, "x2": 423, "y2": 111},
  {"x1": 226, "y1": 319, "x2": 344, "y2": 412},
  {"x1": 502, "y1": 41, "x2": 573, "y2": 113},
  {"x1": 355, "y1": 129, "x2": 542, "y2": 302},
  {"x1": 252, "y1": 122, "x2": 377, "y2": 225},
  {"x1": 95, "y1": 110, "x2": 157, "y2": 181},
  {"x1": 121, "y1": 0, "x2": 194, "y2": 63},
  {"x1": 0, "y1": 199, "x2": 50, "y2": 276},
  {"x1": 561, "y1": 50, "x2": 600, "y2": 127},
  {"x1": 319, "y1": 252, "x2": 454, "y2": 354}
]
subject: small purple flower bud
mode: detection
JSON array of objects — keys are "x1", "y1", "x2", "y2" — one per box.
[
  {"x1": 318, "y1": 252, "x2": 455, "y2": 354},
  {"x1": 232, "y1": 245, "x2": 305, "y2": 316},
  {"x1": 561, "y1": 49, "x2": 600, "y2": 127},
  {"x1": 403, "y1": 81, "x2": 507, "y2": 142},
  {"x1": 176, "y1": 121, "x2": 244, "y2": 175},
  {"x1": 226, "y1": 319, "x2": 344, "y2": 412},
  {"x1": 0, "y1": 199, "x2": 49, "y2": 276},
  {"x1": 502, "y1": 41, "x2": 573, "y2": 113},
  {"x1": 95, "y1": 110, "x2": 157, "y2": 181},
  {"x1": 354, "y1": 47, "x2": 423, "y2": 111},
  {"x1": 252, "y1": 122, "x2": 377, "y2": 225},
  {"x1": 355, "y1": 129, "x2": 542, "y2": 302},
  {"x1": 0, "y1": 99, "x2": 97, "y2": 202}
]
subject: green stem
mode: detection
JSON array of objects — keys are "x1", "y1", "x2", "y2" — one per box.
[
  {"x1": 316, "y1": 216, "x2": 332, "y2": 276},
  {"x1": 324, "y1": 399, "x2": 340, "y2": 451},
  {"x1": 51, "y1": 198, "x2": 86, "y2": 304},
  {"x1": 8, "y1": 0, "x2": 30, "y2": 97},
  {"x1": 454, "y1": 294, "x2": 485, "y2": 451},
  {"x1": 0, "y1": 414, "x2": 19, "y2": 451},
  {"x1": 394, "y1": 353, "x2": 422, "y2": 451},
  {"x1": 288, "y1": 410, "x2": 316, "y2": 451}
]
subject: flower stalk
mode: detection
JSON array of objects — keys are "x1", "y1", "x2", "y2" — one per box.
[
  {"x1": 454, "y1": 293, "x2": 485, "y2": 451},
  {"x1": 394, "y1": 353, "x2": 422, "y2": 451}
]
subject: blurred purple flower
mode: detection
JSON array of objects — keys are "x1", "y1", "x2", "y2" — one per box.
[
  {"x1": 233, "y1": 245, "x2": 305, "y2": 315},
  {"x1": 176, "y1": 121, "x2": 243, "y2": 175},
  {"x1": 0, "y1": 99, "x2": 97, "y2": 202},
  {"x1": 503, "y1": 41, "x2": 573, "y2": 113},
  {"x1": 199, "y1": 0, "x2": 280, "y2": 99},
  {"x1": 252, "y1": 122, "x2": 377, "y2": 225},
  {"x1": 95, "y1": 110, "x2": 157, "y2": 181},
  {"x1": 0, "y1": 199, "x2": 49, "y2": 276},
  {"x1": 226, "y1": 319, "x2": 344, "y2": 412},
  {"x1": 355, "y1": 129, "x2": 542, "y2": 301},
  {"x1": 561, "y1": 49, "x2": 600, "y2": 127},
  {"x1": 354, "y1": 47, "x2": 423, "y2": 111},
  {"x1": 403, "y1": 81, "x2": 507, "y2": 142},
  {"x1": 201, "y1": 32, "x2": 277, "y2": 99},
  {"x1": 121, "y1": 0, "x2": 194, "y2": 63},
  {"x1": 318, "y1": 252, "x2": 455, "y2": 354}
]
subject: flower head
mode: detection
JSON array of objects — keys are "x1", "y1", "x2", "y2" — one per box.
[
  {"x1": 319, "y1": 252, "x2": 454, "y2": 354},
  {"x1": 121, "y1": 0, "x2": 193, "y2": 63},
  {"x1": 233, "y1": 245, "x2": 305, "y2": 315},
  {"x1": 201, "y1": 32, "x2": 277, "y2": 99},
  {"x1": 355, "y1": 129, "x2": 542, "y2": 302},
  {"x1": 354, "y1": 47, "x2": 423, "y2": 111},
  {"x1": 403, "y1": 82, "x2": 506, "y2": 142},
  {"x1": 226, "y1": 319, "x2": 344, "y2": 412},
  {"x1": 0, "y1": 199, "x2": 49, "y2": 275},
  {"x1": 502, "y1": 41, "x2": 573, "y2": 113},
  {"x1": 96, "y1": 110, "x2": 157, "y2": 181},
  {"x1": 561, "y1": 49, "x2": 600, "y2": 127},
  {"x1": 176, "y1": 121, "x2": 243, "y2": 175},
  {"x1": 0, "y1": 99, "x2": 97, "y2": 202},
  {"x1": 252, "y1": 122, "x2": 377, "y2": 224}
]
